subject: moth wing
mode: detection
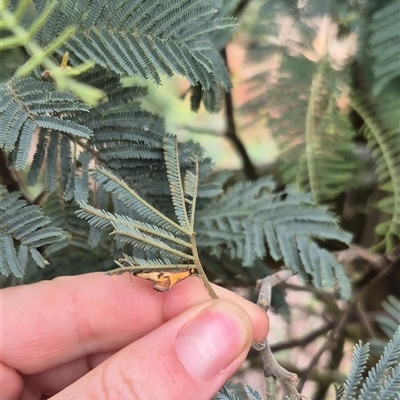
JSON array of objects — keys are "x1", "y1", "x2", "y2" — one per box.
[
  {"x1": 135, "y1": 271, "x2": 161, "y2": 281},
  {"x1": 153, "y1": 270, "x2": 193, "y2": 292},
  {"x1": 134, "y1": 270, "x2": 174, "y2": 292},
  {"x1": 153, "y1": 275, "x2": 173, "y2": 292}
]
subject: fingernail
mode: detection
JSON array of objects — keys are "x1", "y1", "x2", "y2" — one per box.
[{"x1": 175, "y1": 302, "x2": 251, "y2": 381}]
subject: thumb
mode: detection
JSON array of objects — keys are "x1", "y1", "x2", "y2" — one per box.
[{"x1": 52, "y1": 300, "x2": 254, "y2": 400}]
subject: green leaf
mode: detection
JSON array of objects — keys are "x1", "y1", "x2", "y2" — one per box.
[{"x1": 0, "y1": 186, "x2": 66, "y2": 277}]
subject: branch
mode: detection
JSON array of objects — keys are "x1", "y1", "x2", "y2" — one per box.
[
  {"x1": 253, "y1": 270, "x2": 309, "y2": 399},
  {"x1": 219, "y1": 0, "x2": 257, "y2": 180},
  {"x1": 190, "y1": 236, "x2": 218, "y2": 299},
  {"x1": 233, "y1": 0, "x2": 253, "y2": 18},
  {"x1": 249, "y1": 246, "x2": 399, "y2": 398},
  {"x1": 269, "y1": 322, "x2": 334, "y2": 353},
  {"x1": 297, "y1": 306, "x2": 352, "y2": 392},
  {"x1": 336, "y1": 244, "x2": 387, "y2": 271},
  {"x1": 220, "y1": 48, "x2": 258, "y2": 181}
]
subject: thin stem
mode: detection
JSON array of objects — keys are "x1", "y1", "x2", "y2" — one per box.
[
  {"x1": 253, "y1": 270, "x2": 307, "y2": 399},
  {"x1": 112, "y1": 230, "x2": 195, "y2": 261},
  {"x1": 96, "y1": 166, "x2": 188, "y2": 235},
  {"x1": 108, "y1": 263, "x2": 197, "y2": 275},
  {"x1": 303, "y1": 58, "x2": 328, "y2": 202},
  {"x1": 297, "y1": 305, "x2": 352, "y2": 391},
  {"x1": 256, "y1": 339, "x2": 302, "y2": 399},
  {"x1": 80, "y1": 204, "x2": 193, "y2": 249},
  {"x1": 167, "y1": 137, "x2": 191, "y2": 231},
  {"x1": 270, "y1": 322, "x2": 334, "y2": 353},
  {"x1": 190, "y1": 235, "x2": 218, "y2": 299},
  {"x1": 189, "y1": 159, "x2": 199, "y2": 232}
]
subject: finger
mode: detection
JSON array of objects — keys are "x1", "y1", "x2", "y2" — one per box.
[
  {"x1": 0, "y1": 362, "x2": 23, "y2": 400},
  {"x1": 1, "y1": 273, "x2": 268, "y2": 375},
  {"x1": 21, "y1": 350, "x2": 115, "y2": 399},
  {"x1": 51, "y1": 300, "x2": 253, "y2": 400}
]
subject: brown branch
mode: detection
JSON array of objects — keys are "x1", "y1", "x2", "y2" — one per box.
[
  {"x1": 249, "y1": 357, "x2": 346, "y2": 386},
  {"x1": 221, "y1": 0, "x2": 257, "y2": 180},
  {"x1": 250, "y1": 246, "x2": 398, "y2": 398},
  {"x1": 233, "y1": 0, "x2": 253, "y2": 18},
  {"x1": 253, "y1": 270, "x2": 309, "y2": 399},
  {"x1": 313, "y1": 327, "x2": 345, "y2": 400},
  {"x1": 336, "y1": 244, "x2": 387, "y2": 271},
  {"x1": 270, "y1": 322, "x2": 334, "y2": 353},
  {"x1": 220, "y1": 48, "x2": 258, "y2": 181},
  {"x1": 297, "y1": 305, "x2": 353, "y2": 392},
  {"x1": 359, "y1": 251, "x2": 400, "y2": 301}
]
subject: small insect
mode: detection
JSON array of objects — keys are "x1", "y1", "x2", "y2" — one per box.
[
  {"x1": 108, "y1": 259, "x2": 198, "y2": 292},
  {"x1": 134, "y1": 268, "x2": 196, "y2": 292}
]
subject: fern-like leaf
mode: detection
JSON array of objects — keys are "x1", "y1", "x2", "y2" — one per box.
[
  {"x1": 164, "y1": 136, "x2": 191, "y2": 232},
  {"x1": 31, "y1": 0, "x2": 236, "y2": 111},
  {"x1": 370, "y1": 0, "x2": 400, "y2": 95},
  {"x1": 244, "y1": 55, "x2": 358, "y2": 203},
  {"x1": 214, "y1": 383, "x2": 263, "y2": 400},
  {"x1": 0, "y1": 186, "x2": 67, "y2": 277},
  {"x1": 0, "y1": 77, "x2": 91, "y2": 179},
  {"x1": 351, "y1": 95, "x2": 400, "y2": 252},
  {"x1": 370, "y1": 296, "x2": 400, "y2": 357},
  {"x1": 359, "y1": 326, "x2": 400, "y2": 399},
  {"x1": 244, "y1": 385, "x2": 263, "y2": 400},
  {"x1": 76, "y1": 158, "x2": 197, "y2": 265},
  {"x1": 335, "y1": 385, "x2": 345, "y2": 400},
  {"x1": 87, "y1": 166, "x2": 185, "y2": 235},
  {"x1": 0, "y1": 0, "x2": 103, "y2": 105},
  {"x1": 196, "y1": 180, "x2": 353, "y2": 298},
  {"x1": 343, "y1": 341, "x2": 370, "y2": 399},
  {"x1": 378, "y1": 364, "x2": 400, "y2": 400},
  {"x1": 241, "y1": 0, "x2": 361, "y2": 203},
  {"x1": 1, "y1": 72, "x2": 161, "y2": 203},
  {"x1": 44, "y1": 191, "x2": 91, "y2": 253},
  {"x1": 214, "y1": 384, "x2": 241, "y2": 400}
]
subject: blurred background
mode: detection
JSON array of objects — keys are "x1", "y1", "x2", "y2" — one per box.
[{"x1": 1, "y1": 0, "x2": 399, "y2": 398}]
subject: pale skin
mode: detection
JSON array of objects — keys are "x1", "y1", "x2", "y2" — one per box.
[{"x1": 1, "y1": 272, "x2": 269, "y2": 399}]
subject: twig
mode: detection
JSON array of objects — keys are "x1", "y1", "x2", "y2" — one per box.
[
  {"x1": 220, "y1": 48, "x2": 258, "y2": 181},
  {"x1": 359, "y1": 252, "x2": 400, "y2": 300},
  {"x1": 232, "y1": 0, "x2": 253, "y2": 18},
  {"x1": 296, "y1": 305, "x2": 352, "y2": 391},
  {"x1": 248, "y1": 357, "x2": 346, "y2": 385},
  {"x1": 336, "y1": 244, "x2": 387, "y2": 271},
  {"x1": 178, "y1": 125, "x2": 222, "y2": 137},
  {"x1": 270, "y1": 322, "x2": 334, "y2": 353},
  {"x1": 255, "y1": 338, "x2": 303, "y2": 399},
  {"x1": 256, "y1": 269, "x2": 293, "y2": 312},
  {"x1": 190, "y1": 236, "x2": 219, "y2": 299},
  {"x1": 253, "y1": 270, "x2": 309, "y2": 399},
  {"x1": 356, "y1": 302, "x2": 377, "y2": 338},
  {"x1": 313, "y1": 331, "x2": 344, "y2": 400},
  {"x1": 247, "y1": 256, "x2": 388, "y2": 396}
]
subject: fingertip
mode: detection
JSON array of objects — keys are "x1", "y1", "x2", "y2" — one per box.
[
  {"x1": 211, "y1": 284, "x2": 269, "y2": 342},
  {"x1": 175, "y1": 300, "x2": 253, "y2": 381}
]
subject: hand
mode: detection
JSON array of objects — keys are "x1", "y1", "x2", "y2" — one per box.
[{"x1": 1, "y1": 273, "x2": 269, "y2": 399}]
